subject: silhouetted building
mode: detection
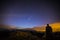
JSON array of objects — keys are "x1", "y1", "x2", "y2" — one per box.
[{"x1": 46, "y1": 24, "x2": 53, "y2": 40}]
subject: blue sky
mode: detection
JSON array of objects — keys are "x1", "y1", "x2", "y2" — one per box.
[{"x1": 1, "y1": 0, "x2": 60, "y2": 28}]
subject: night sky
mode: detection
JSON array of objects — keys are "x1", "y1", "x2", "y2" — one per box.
[{"x1": 0, "y1": 0, "x2": 60, "y2": 28}]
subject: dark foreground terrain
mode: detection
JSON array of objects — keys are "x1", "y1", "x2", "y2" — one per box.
[{"x1": 0, "y1": 28, "x2": 60, "y2": 40}]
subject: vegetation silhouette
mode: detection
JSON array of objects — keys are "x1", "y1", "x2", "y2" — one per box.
[{"x1": 0, "y1": 24, "x2": 60, "y2": 40}]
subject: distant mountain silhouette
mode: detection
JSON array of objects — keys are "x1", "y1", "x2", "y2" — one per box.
[
  {"x1": 0, "y1": 24, "x2": 16, "y2": 30},
  {"x1": 33, "y1": 22, "x2": 60, "y2": 32},
  {"x1": 0, "y1": 22, "x2": 60, "y2": 32},
  {"x1": 24, "y1": 22, "x2": 60, "y2": 32}
]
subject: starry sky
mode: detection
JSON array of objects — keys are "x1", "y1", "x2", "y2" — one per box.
[{"x1": 0, "y1": 0, "x2": 60, "y2": 28}]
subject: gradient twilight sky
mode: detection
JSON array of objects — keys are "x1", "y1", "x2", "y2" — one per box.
[{"x1": 0, "y1": 0, "x2": 60, "y2": 28}]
